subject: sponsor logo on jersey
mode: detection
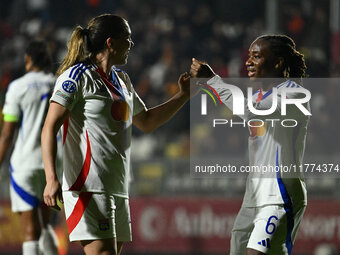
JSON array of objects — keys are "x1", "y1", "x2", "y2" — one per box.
[
  {"x1": 111, "y1": 101, "x2": 130, "y2": 121},
  {"x1": 258, "y1": 238, "x2": 271, "y2": 248},
  {"x1": 56, "y1": 90, "x2": 73, "y2": 103},
  {"x1": 62, "y1": 80, "x2": 77, "y2": 93}
]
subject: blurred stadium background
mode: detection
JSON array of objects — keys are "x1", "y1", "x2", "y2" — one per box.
[{"x1": 0, "y1": 0, "x2": 340, "y2": 254}]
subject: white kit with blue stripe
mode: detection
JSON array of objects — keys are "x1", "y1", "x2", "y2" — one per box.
[
  {"x1": 207, "y1": 75, "x2": 309, "y2": 208},
  {"x1": 3, "y1": 71, "x2": 55, "y2": 210},
  {"x1": 207, "y1": 75, "x2": 310, "y2": 254}
]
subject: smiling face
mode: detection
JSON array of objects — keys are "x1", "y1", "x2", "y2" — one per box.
[
  {"x1": 246, "y1": 39, "x2": 283, "y2": 79},
  {"x1": 111, "y1": 20, "x2": 134, "y2": 65}
]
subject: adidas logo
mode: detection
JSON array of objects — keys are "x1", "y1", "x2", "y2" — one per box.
[{"x1": 258, "y1": 238, "x2": 271, "y2": 248}]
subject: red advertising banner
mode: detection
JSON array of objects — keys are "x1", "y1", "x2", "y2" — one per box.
[
  {"x1": 125, "y1": 198, "x2": 340, "y2": 254},
  {"x1": 125, "y1": 197, "x2": 241, "y2": 254},
  {"x1": 1, "y1": 198, "x2": 340, "y2": 254}
]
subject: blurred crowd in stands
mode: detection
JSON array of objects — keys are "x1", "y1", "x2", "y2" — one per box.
[
  {"x1": 0, "y1": 0, "x2": 339, "y2": 173},
  {"x1": 0, "y1": 5, "x2": 339, "y2": 255}
]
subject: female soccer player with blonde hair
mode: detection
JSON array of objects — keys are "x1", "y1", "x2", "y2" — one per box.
[{"x1": 42, "y1": 14, "x2": 191, "y2": 255}]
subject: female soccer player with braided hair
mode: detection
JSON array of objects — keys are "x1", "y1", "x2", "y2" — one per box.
[
  {"x1": 42, "y1": 14, "x2": 192, "y2": 255},
  {"x1": 190, "y1": 34, "x2": 309, "y2": 255},
  {"x1": 254, "y1": 35, "x2": 307, "y2": 79}
]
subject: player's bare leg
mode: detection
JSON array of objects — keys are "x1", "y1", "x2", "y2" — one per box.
[
  {"x1": 81, "y1": 238, "x2": 117, "y2": 255},
  {"x1": 21, "y1": 209, "x2": 41, "y2": 240},
  {"x1": 21, "y1": 209, "x2": 41, "y2": 254}
]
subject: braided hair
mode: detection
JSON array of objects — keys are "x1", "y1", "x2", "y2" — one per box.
[{"x1": 256, "y1": 35, "x2": 307, "y2": 78}]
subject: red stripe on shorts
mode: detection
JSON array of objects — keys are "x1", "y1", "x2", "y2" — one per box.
[
  {"x1": 66, "y1": 192, "x2": 92, "y2": 234},
  {"x1": 63, "y1": 117, "x2": 69, "y2": 145},
  {"x1": 69, "y1": 130, "x2": 92, "y2": 191}
]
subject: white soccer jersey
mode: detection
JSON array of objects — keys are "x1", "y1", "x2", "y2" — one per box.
[
  {"x1": 3, "y1": 71, "x2": 55, "y2": 172},
  {"x1": 207, "y1": 76, "x2": 309, "y2": 208},
  {"x1": 51, "y1": 61, "x2": 146, "y2": 198}
]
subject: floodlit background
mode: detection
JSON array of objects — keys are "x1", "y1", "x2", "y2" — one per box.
[{"x1": 0, "y1": 0, "x2": 340, "y2": 254}]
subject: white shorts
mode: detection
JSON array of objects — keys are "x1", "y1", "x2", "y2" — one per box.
[
  {"x1": 230, "y1": 204, "x2": 306, "y2": 255},
  {"x1": 63, "y1": 191, "x2": 132, "y2": 242},
  {"x1": 10, "y1": 169, "x2": 45, "y2": 212}
]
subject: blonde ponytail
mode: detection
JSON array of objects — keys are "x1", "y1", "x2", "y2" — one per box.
[
  {"x1": 56, "y1": 14, "x2": 127, "y2": 76},
  {"x1": 56, "y1": 26, "x2": 89, "y2": 76}
]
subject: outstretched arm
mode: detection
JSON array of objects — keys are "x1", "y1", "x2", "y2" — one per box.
[
  {"x1": 41, "y1": 102, "x2": 69, "y2": 210},
  {"x1": 190, "y1": 58, "x2": 310, "y2": 121},
  {"x1": 133, "y1": 73, "x2": 194, "y2": 133}
]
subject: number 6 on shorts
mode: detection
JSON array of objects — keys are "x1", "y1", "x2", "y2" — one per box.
[{"x1": 265, "y1": 215, "x2": 278, "y2": 235}]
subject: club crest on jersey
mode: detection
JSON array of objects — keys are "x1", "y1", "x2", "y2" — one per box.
[
  {"x1": 62, "y1": 80, "x2": 76, "y2": 93},
  {"x1": 98, "y1": 219, "x2": 110, "y2": 231}
]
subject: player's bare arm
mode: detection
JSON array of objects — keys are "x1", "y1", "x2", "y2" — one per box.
[
  {"x1": 41, "y1": 102, "x2": 69, "y2": 209},
  {"x1": 0, "y1": 121, "x2": 18, "y2": 168},
  {"x1": 133, "y1": 72, "x2": 191, "y2": 133}
]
